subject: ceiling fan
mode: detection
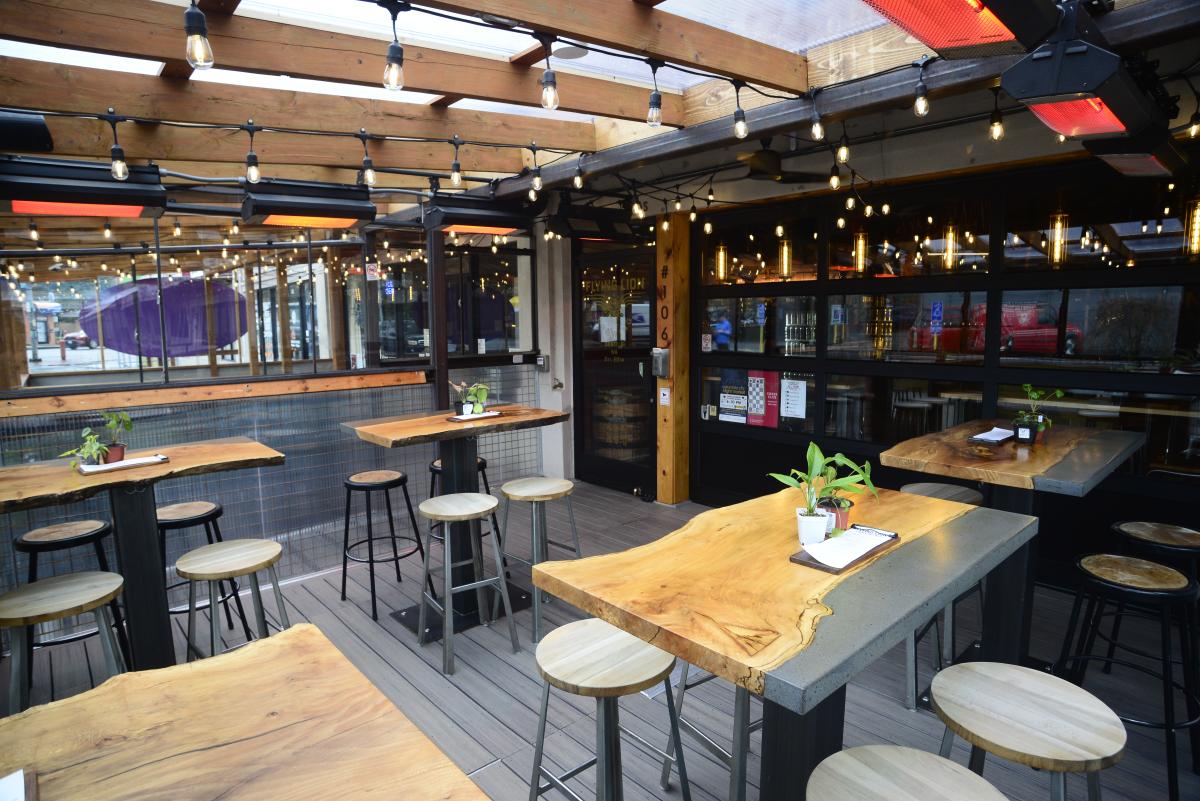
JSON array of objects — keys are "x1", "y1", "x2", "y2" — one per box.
[{"x1": 737, "y1": 141, "x2": 827, "y2": 184}]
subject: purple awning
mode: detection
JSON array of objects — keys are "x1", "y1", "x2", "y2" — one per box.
[{"x1": 79, "y1": 278, "x2": 247, "y2": 358}]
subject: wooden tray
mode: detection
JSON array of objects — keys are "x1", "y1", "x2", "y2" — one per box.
[{"x1": 790, "y1": 532, "x2": 901, "y2": 574}]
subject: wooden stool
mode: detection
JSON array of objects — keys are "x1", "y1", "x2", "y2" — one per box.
[
  {"x1": 157, "y1": 500, "x2": 252, "y2": 641},
  {"x1": 427, "y1": 456, "x2": 500, "y2": 541},
  {"x1": 530, "y1": 618, "x2": 691, "y2": 801},
  {"x1": 341, "y1": 469, "x2": 431, "y2": 622},
  {"x1": 13, "y1": 519, "x2": 130, "y2": 685},
  {"x1": 497, "y1": 476, "x2": 581, "y2": 642},
  {"x1": 932, "y1": 662, "x2": 1125, "y2": 800},
  {"x1": 808, "y1": 745, "x2": 1007, "y2": 801},
  {"x1": 1103, "y1": 522, "x2": 1200, "y2": 676},
  {"x1": 0, "y1": 571, "x2": 125, "y2": 714},
  {"x1": 660, "y1": 663, "x2": 760, "y2": 801},
  {"x1": 900, "y1": 482, "x2": 984, "y2": 710},
  {"x1": 416, "y1": 493, "x2": 518, "y2": 675},
  {"x1": 176, "y1": 539, "x2": 290, "y2": 660},
  {"x1": 1055, "y1": 554, "x2": 1198, "y2": 801}
]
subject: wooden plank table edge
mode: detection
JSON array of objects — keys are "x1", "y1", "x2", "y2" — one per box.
[{"x1": 345, "y1": 404, "x2": 569, "y2": 448}]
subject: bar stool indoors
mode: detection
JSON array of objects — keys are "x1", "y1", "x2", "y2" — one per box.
[
  {"x1": 899, "y1": 482, "x2": 985, "y2": 710},
  {"x1": 13, "y1": 519, "x2": 130, "y2": 683},
  {"x1": 1055, "y1": 554, "x2": 1199, "y2": 801},
  {"x1": 496, "y1": 476, "x2": 581, "y2": 642},
  {"x1": 157, "y1": 500, "x2": 253, "y2": 640},
  {"x1": 176, "y1": 539, "x2": 290, "y2": 660},
  {"x1": 808, "y1": 745, "x2": 1007, "y2": 801},
  {"x1": 659, "y1": 663, "x2": 760, "y2": 801},
  {"x1": 417, "y1": 492, "x2": 518, "y2": 674},
  {"x1": 427, "y1": 456, "x2": 501, "y2": 541},
  {"x1": 530, "y1": 618, "x2": 691, "y2": 801},
  {"x1": 932, "y1": 662, "x2": 1125, "y2": 801},
  {"x1": 341, "y1": 469, "x2": 431, "y2": 621},
  {"x1": 1, "y1": 571, "x2": 126, "y2": 714}
]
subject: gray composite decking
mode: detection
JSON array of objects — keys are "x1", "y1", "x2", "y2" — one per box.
[{"x1": 2, "y1": 482, "x2": 1194, "y2": 801}]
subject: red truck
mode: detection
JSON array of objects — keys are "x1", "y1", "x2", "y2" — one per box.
[{"x1": 909, "y1": 301, "x2": 1081, "y2": 355}]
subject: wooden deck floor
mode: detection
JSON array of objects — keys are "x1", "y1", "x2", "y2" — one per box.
[{"x1": 3, "y1": 482, "x2": 1195, "y2": 801}]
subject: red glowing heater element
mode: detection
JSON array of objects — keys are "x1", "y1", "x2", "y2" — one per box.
[
  {"x1": 11, "y1": 200, "x2": 145, "y2": 217},
  {"x1": 441, "y1": 225, "x2": 518, "y2": 236},
  {"x1": 1027, "y1": 97, "x2": 1126, "y2": 138},
  {"x1": 262, "y1": 215, "x2": 358, "y2": 228},
  {"x1": 860, "y1": 0, "x2": 1024, "y2": 56}
]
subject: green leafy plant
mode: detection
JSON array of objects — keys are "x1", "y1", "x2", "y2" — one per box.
[
  {"x1": 60, "y1": 429, "x2": 109, "y2": 469},
  {"x1": 100, "y1": 411, "x2": 133, "y2": 444},
  {"x1": 449, "y1": 380, "x2": 490, "y2": 413},
  {"x1": 1021, "y1": 383, "x2": 1065, "y2": 427},
  {"x1": 768, "y1": 441, "x2": 878, "y2": 517}
]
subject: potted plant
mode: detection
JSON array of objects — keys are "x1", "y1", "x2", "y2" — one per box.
[
  {"x1": 1018, "y1": 383, "x2": 1064, "y2": 444},
  {"x1": 769, "y1": 441, "x2": 879, "y2": 547},
  {"x1": 100, "y1": 411, "x2": 133, "y2": 462},
  {"x1": 60, "y1": 428, "x2": 108, "y2": 470},
  {"x1": 449, "y1": 380, "x2": 490, "y2": 415}
]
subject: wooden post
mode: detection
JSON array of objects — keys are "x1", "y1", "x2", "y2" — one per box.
[
  {"x1": 276, "y1": 263, "x2": 292, "y2": 373},
  {"x1": 325, "y1": 265, "x2": 348, "y2": 371},
  {"x1": 0, "y1": 291, "x2": 29, "y2": 389},
  {"x1": 655, "y1": 212, "x2": 690, "y2": 504},
  {"x1": 243, "y1": 264, "x2": 260, "y2": 375},
  {"x1": 204, "y1": 275, "x2": 218, "y2": 377}
]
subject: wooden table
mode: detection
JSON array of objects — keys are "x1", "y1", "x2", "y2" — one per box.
[
  {"x1": 534, "y1": 488, "x2": 1038, "y2": 799},
  {"x1": 879, "y1": 419, "x2": 1144, "y2": 664},
  {"x1": 0, "y1": 437, "x2": 284, "y2": 669},
  {"x1": 344, "y1": 404, "x2": 568, "y2": 625},
  {"x1": 0, "y1": 623, "x2": 490, "y2": 800}
]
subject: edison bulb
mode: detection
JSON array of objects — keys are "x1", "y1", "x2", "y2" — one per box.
[
  {"x1": 104, "y1": 223, "x2": 113, "y2": 240},
  {"x1": 836, "y1": 217, "x2": 846, "y2": 229},
  {"x1": 845, "y1": 196, "x2": 856, "y2": 211},
  {"x1": 689, "y1": 210, "x2": 697, "y2": 223},
  {"x1": 881, "y1": 202, "x2": 891, "y2": 215},
  {"x1": 836, "y1": 142, "x2": 849, "y2": 164},
  {"x1": 527, "y1": 188, "x2": 538, "y2": 202},
  {"x1": 989, "y1": 119, "x2": 1005, "y2": 142},
  {"x1": 734, "y1": 118, "x2": 749, "y2": 140},
  {"x1": 185, "y1": 34, "x2": 214, "y2": 70},
  {"x1": 541, "y1": 79, "x2": 560, "y2": 111},
  {"x1": 363, "y1": 166, "x2": 377, "y2": 187},
  {"x1": 531, "y1": 172, "x2": 543, "y2": 192},
  {"x1": 573, "y1": 172, "x2": 584, "y2": 190},
  {"x1": 111, "y1": 157, "x2": 129, "y2": 181},
  {"x1": 914, "y1": 93, "x2": 929, "y2": 117},
  {"x1": 245, "y1": 162, "x2": 261, "y2": 184},
  {"x1": 811, "y1": 118, "x2": 824, "y2": 141},
  {"x1": 449, "y1": 163, "x2": 462, "y2": 188},
  {"x1": 703, "y1": 221, "x2": 713, "y2": 235}
]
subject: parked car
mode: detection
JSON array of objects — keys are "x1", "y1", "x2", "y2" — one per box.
[
  {"x1": 63, "y1": 330, "x2": 96, "y2": 349},
  {"x1": 910, "y1": 302, "x2": 1081, "y2": 356}
]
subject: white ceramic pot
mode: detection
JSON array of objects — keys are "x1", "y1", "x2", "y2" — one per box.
[
  {"x1": 796, "y1": 509, "x2": 828, "y2": 547},
  {"x1": 462, "y1": 402, "x2": 474, "y2": 416}
]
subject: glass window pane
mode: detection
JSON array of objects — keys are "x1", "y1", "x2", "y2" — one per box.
[
  {"x1": 700, "y1": 220, "x2": 819, "y2": 285},
  {"x1": 829, "y1": 292, "x2": 985, "y2": 363},
  {"x1": 580, "y1": 255, "x2": 652, "y2": 351},
  {"x1": 773, "y1": 296, "x2": 818, "y2": 357},
  {"x1": 700, "y1": 367, "x2": 813, "y2": 432},
  {"x1": 830, "y1": 202, "x2": 989, "y2": 278},
  {"x1": 826, "y1": 376, "x2": 984, "y2": 443}
]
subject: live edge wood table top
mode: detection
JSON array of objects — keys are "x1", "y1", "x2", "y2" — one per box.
[
  {"x1": 879, "y1": 419, "x2": 1145, "y2": 496},
  {"x1": 0, "y1": 436, "x2": 285, "y2": 513},
  {"x1": 534, "y1": 487, "x2": 1037, "y2": 715},
  {"x1": 0, "y1": 624, "x2": 490, "y2": 801},
  {"x1": 343, "y1": 404, "x2": 569, "y2": 448}
]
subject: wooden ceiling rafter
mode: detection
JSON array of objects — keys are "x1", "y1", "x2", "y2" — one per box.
[
  {"x1": 414, "y1": 0, "x2": 807, "y2": 92},
  {"x1": 0, "y1": 0, "x2": 683, "y2": 125}
]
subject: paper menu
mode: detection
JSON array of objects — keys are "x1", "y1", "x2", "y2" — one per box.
[
  {"x1": 970, "y1": 426, "x2": 1014, "y2": 443},
  {"x1": 803, "y1": 525, "x2": 896, "y2": 570},
  {"x1": 76, "y1": 454, "x2": 169, "y2": 475},
  {"x1": 0, "y1": 770, "x2": 25, "y2": 801}
]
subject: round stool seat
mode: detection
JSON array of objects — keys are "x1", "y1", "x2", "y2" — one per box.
[
  {"x1": 0, "y1": 571, "x2": 124, "y2": 627},
  {"x1": 345, "y1": 469, "x2": 408, "y2": 490},
  {"x1": 932, "y1": 662, "x2": 1126, "y2": 773},
  {"x1": 1080, "y1": 554, "x2": 1190, "y2": 593},
  {"x1": 15, "y1": 520, "x2": 110, "y2": 553},
  {"x1": 176, "y1": 539, "x2": 282, "y2": 582},
  {"x1": 418, "y1": 492, "x2": 498, "y2": 522},
  {"x1": 808, "y1": 745, "x2": 1007, "y2": 801},
  {"x1": 1114, "y1": 521, "x2": 1200, "y2": 552},
  {"x1": 501, "y1": 476, "x2": 574, "y2": 502},
  {"x1": 900, "y1": 482, "x2": 983, "y2": 506},
  {"x1": 156, "y1": 500, "x2": 222, "y2": 529},
  {"x1": 536, "y1": 618, "x2": 674, "y2": 698},
  {"x1": 429, "y1": 456, "x2": 487, "y2": 474}
]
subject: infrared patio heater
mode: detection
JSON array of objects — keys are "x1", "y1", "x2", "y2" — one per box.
[
  {"x1": 241, "y1": 178, "x2": 377, "y2": 228},
  {"x1": 0, "y1": 154, "x2": 167, "y2": 218}
]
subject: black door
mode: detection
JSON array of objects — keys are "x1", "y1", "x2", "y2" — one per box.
[{"x1": 573, "y1": 247, "x2": 656, "y2": 496}]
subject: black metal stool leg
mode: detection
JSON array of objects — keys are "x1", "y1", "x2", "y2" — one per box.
[
  {"x1": 1056, "y1": 589, "x2": 1085, "y2": 678},
  {"x1": 1162, "y1": 603, "x2": 1180, "y2": 801},
  {"x1": 402, "y1": 483, "x2": 437, "y2": 600},
  {"x1": 384, "y1": 488, "x2": 403, "y2": 583},
  {"x1": 480, "y1": 467, "x2": 501, "y2": 539},
  {"x1": 1102, "y1": 600, "x2": 1126, "y2": 675},
  {"x1": 210, "y1": 518, "x2": 253, "y2": 641},
  {"x1": 1073, "y1": 594, "x2": 1102, "y2": 684},
  {"x1": 1181, "y1": 602, "x2": 1200, "y2": 774},
  {"x1": 341, "y1": 487, "x2": 352, "y2": 601},
  {"x1": 366, "y1": 490, "x2": 378, "y2": 621},
  {"x1": 24, "y1": 551, "x2": 37, "y2": 690},
  {"x1": 92, "y1": 539, "x2": 131, "y2": 669}
]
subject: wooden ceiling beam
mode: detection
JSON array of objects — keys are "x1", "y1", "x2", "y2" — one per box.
[
  {"x1": 0, "y1": 56, "x2": 596, "y2": 153},
  {"x1": 509, "y1": 43, "x2": 548, "y2": 68},
  {"x1": 0, "y1": 0, "x2": 682, "y2": 125},
  {"x1": 30, "y1": 116, "x2": 523, "y2": 172},
  {"x1": 415, "y1": 0, "x2": 807, "y2": 92}
]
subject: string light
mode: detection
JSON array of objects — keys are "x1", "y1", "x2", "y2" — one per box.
[
  {"x1": 539, "y1": 38, "x2": 559, "y2": 111},
  {"x1": 913, "y1": 57, "x2": 931, "y2": 118},
  {"x1": 243, "y1": 120, "x2": 260, "y2": 184},
  {"x1": 836, "y1": 217, "x2": 846, "y2": 229},
  {"x1": 173, "y1": 219, "x2": 182, "y2": 237},
  {"x1": 28, "y1": 222, "x2": 37, "y2": 241},
  {"x1": 106, "y1": 108, "x2": 128, "y2": 181},
  {"x1": 449, "y1": 136, "x2": 463, "y2": 188},
  {"x1": 231, "y1": 221, "x2": 239, "y2": 235},
  {"x1": 103, "y1": 222, "x2": 112, "y2": 239},
  {"x1": 810, "y1": 105, "x2": 825, "y2": 141},
  {"x1": 732, "y1": 81, "x2": 749, "y2": 139},
  {"x1": 381, "y1": 2, "x2": 406, "y2": 90},
  {"x1": 988, "y1": 87, "x2": 1004, "y2": 142},
  {"x1": 647, "y1": 61, "x2": 663, "y2": 128},
  {"x1": 845, "y1": 196, "x2": 856, "y2": 211},
  {"x1": 573, "y1": 165, "x2": 584, "y2": 190},
  {"x1": 689, "y1": 203, "x2": 697, "y2": 223},
  {"x1": 881, "y1": 202, "x2": 891, "y2": 216},
  {"x1": 828, "y1": 165, "x2": 841, "y2": 190},
  {"x1": 703, "y1": 221, "x2": 713, "y2": 235},
  {"x1": 1190, "y1": 110, "x2": 1200, "y2": 139},
  {"x1": 836, "y1": 126, "x2": 850, "y2": 164},
  {"x1": 358, "y1": 129, "x2": 376, "y2": 187},
  {"x1": 184, "y1": 0, "x2": 214, "y2": 70}
]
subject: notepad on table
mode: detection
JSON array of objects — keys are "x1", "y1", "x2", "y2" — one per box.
[
  {"x1": 0, "y1": 769, "x2": 31, "y2": 801},
  {"x1": 968, "y1": 426, "x2": 1014, "y2": 444},
  {"x1": 75, "y1": 454, "x2": 169, "y2": 475},
  {"x1": 802, "y1": 524, "x2": 899, "y2": 571}
]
